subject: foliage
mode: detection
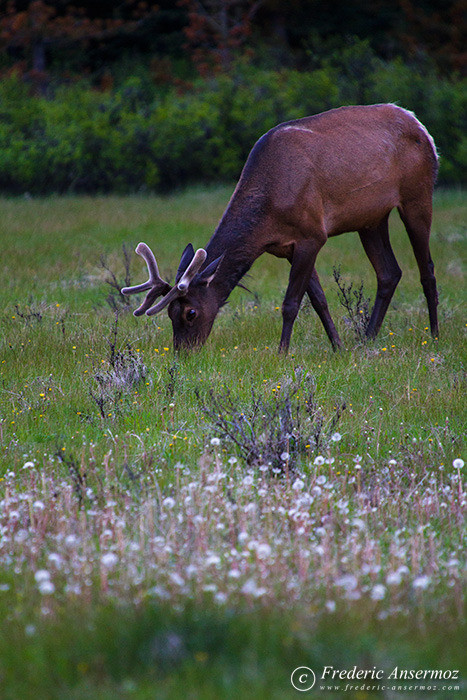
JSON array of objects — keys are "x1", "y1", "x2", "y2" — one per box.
[{"x1": 0, "y1": 45, "x2": 465, "y2": 194}]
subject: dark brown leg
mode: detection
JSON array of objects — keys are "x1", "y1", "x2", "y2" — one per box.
[
  {"x1": 306, "y1": 268, "x2": 342, "y2": 349},
  {"x1": 398, "y1": 200, "x2": 439, "y2": 338},
  {"x1": 358, "y1": 214, "x2": 402, "y2": 339},
  {"x1": 279, "y1": 240, "x2": 323, "y2": 353}
]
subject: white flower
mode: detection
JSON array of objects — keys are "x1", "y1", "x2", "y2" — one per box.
[
  {"x1": 242, "y1": 475, "x2": 254, "y2": 487},
  {"x1": 331, "y1": 432, "x2": 342, "y2": 442},
  {"x1": 386, "y1": 571, "x2": 402, "y2": 586},
  {"x1": 280, "y1": 452, "x2": 290, "y2": 462},
  {"x1": 47, "y1": 553, "x2": 62, "y2": 568},
  {"x1": 101, "y1": 552, "x2": 118, "y2": 569},
  {"x1": 256, "y1": 543, "x2": 272, "y2": 559},
  {"x1": 38, "y1": 580, "x2": 55, "y2": 595},
  {"x1": 206, "y1": 554, "x2": 221, "y2": 566},
  {"x1": 228, "y1": 456, "x2": 237, "y2": 465},
  {"x1": 352, "y1": 518, "x2": 365, "y2": 530},
  {"x1": 412, "y1": 575, "x2": 430, "y2": 590},
  {"x1": 34, "y1": 570, "x2": 51, "y2": 583},
  {"x1": 388, "y1": 459, "x2": 397, "y2": 466},
  {"x1": 453, "y1": 458, "x2": 464, "y2": 469},
  {"x1": 325, "y1": 600, "x2": 336, "y2": 613},
  {"x1": 169, "y1": 573, "x2": 185, "y2": 587},
  {"x1": 33, "y1": 501, "x2": 45, "y2": 511},
  {"x1": 335, "y1": 574, "x2": 358, "y2": 591},
  {"x1": 316, "y1": 475, "x2": 327, "y2": 485},
  {"x1": 292, "y1": 478, "x2": 304, "y2": 491},
  {"x1": 314, "y1": 455, "x2": 325, "y2": 466},
  {"x1": 210, "y1": 437, "x2": 220, "y2": 446},
  {"x1": 370, "y1": 584, "x2": 386, "y2": 601},
  {"x1": 162, "y1": 497, "x2": 176, "y2": 509},
  {"x1": 22, "y1": 461, "x2": 34, "y2": 469},
  {"x1": 241, "y1": 579, "x2": 267, "y2": 597}
]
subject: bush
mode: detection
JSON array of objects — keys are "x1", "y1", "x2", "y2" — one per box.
[{"x1": 0, "y1": 52, "x2": 464, "y2": 194}]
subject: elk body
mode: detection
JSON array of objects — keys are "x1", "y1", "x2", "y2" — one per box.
[{"x1": 122, "y1": 103, "x2": 439, "y2": 351}]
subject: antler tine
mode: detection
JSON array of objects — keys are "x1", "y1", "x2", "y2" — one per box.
[
  {"x1": 177, "y1": 249, "x2": 207, "y2": 292},
  {"x1": 146, "y1": 248, "x2": 208, "y2": 317},
  {"x1": 121, "y1": 242, "x2": 164, "y2": 295}
]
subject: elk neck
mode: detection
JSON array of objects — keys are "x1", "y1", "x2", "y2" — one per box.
[{"x1": 203, "y1": 186, "x2": 267, "y2": 305}]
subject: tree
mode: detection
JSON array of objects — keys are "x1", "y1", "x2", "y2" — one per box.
[
  {"x1": 178, "y1": 0, "x2": 263, "y2": 74},
  {"x1": 0, "y1": 0, "x2": 160, "y2": 90}
]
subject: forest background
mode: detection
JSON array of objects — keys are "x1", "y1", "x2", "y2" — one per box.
[{"x1": 0, "y1": 0, "x2": 465, "y2": 194}]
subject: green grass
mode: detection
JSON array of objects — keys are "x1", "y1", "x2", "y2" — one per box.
[{"x1": 0, "y1": 187, "x2": 465, "y2": 698}]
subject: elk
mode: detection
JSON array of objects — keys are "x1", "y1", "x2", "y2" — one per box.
[{"x1": 122, "y1": 103, "x2": 439, "y2": 352}]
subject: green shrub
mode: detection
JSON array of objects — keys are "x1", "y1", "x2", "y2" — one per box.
[{"x1": 0, "y1": 54, "x2": 464, "y2": 194}]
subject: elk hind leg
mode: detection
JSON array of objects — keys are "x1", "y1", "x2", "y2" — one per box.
[
  {"x1": 359, "y1": 214, "x2": 402, "y2": 339},
  {"x1": 398, "y1": 200, "x2": 439, "y2": 338}
]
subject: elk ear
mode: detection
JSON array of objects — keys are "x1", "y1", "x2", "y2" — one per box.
[
  {"x1": 197, "y1": 255, "x2": 224, "y2": 286},
  {"x1": 175, "y1": 244, "x2": 195, "y2": 283}
]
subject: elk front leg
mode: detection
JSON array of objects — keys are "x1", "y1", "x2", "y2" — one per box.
[
  {"x1": 279, "y1": 240, "x2": 323, "y2": 354},
  {"x1": 306, "y1": 268, "x2": 342, "y2": 350}
]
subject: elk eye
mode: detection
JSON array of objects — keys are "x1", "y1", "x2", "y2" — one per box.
[{"x1": 186, "y1": 308, "x2": 197, "y2": 321}]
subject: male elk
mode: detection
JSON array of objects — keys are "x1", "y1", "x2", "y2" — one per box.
[{"x1": 122, "y1": 103, "x2": 439, "y2": 352}]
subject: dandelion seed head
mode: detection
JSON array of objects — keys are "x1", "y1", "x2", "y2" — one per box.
[
  {"x1": 453, "y1": 458, "x2": 464, "y2": 469},
  {"x1": 34, "y1": 569, "x2": 51, "y2": 583},
  {"x1": 412, "y1": 575, "x2": 430, "y2": 590},
  {"x1": 37, "y1": 580, "x2": 55, "y2": 595},
  {"x1": 331, "y1": 432, "x2": 342, "y2": 442},
  {"x1": 101, "y1": 552, "x2": 118, "y2": 569},
  {"x1": 210, "y1": 437, "x2": 220, "y2": 446},
  {"x1": 370, "y1": 584, "x2": 386, "y2": 601}
]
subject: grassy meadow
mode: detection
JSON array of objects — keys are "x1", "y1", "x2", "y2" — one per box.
[{"x1": 0, "y1": 187, "x2": 465, "y2": 698}]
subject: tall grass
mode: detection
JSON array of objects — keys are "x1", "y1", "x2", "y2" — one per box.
[{"x1": 0, "y1": 188, "x2": 465, "y2": 697}]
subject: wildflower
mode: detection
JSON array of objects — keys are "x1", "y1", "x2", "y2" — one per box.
[
  {"x1": 256, "y1": 543, "x2": 272, "y2": 559},
  {"x1": 292, "y1": 478, "x2": 304, "y2": 491},
  {"x1": 412, "y1": 575, "x2": 430, "y2": 590},
  {"x1": 206, "y1": 554, "x2": 221, "y2": 566},
  {"x1": 280, "y1": 452, "x2": 290, "y2": 461},
  {"x1": 101, "y1": 552, "x2": 118, "y2": 569},
  {"x1": 241, "y1": 579, "x2": 267, "y2": 597},
  {"x1": 33, "y1": 501, "x2": 45, "y2": 511},
  {"x1": 370, "y1": 584, "x2": 386, "y2": 601},
  {"x1": 34, "y1": 570, "x2": 51, "y2": 584},
  {"x1": 22, "y1": 461, "x2": 34, "y2": 469},
  {"x1": 386, "y1": 571, "x2": 402, "y2": 586},
  {"x1": 335, "y1": 574, "x2": 358, "y2": 591},
  {"x1": 169, "y1": 573, "x2": 185, "y2": 587},
  {"x1": 162, "y1": 497, "x2": 176, "y2": 509},
  {"x1": 210, "y1": 437, "x2": 220, "y2": 447},
  {"x1": 242, "y1": 475, "x2": 254, "y2": 487},
  {"x1": 38, "y1": 580, "x2": 55, "y2": 595},
  {"x1": 314, "y1": 456, "x2": 325, "y2": 466},
  {"x1": 453, "y1": 458, "x2": 464, "y2": 469},
  {"x1": 228, "y1": 456, "x2": 237, "y2": 465},
  {"x1": 331, "y1": 432, "x2": 342, "y2": 442}
]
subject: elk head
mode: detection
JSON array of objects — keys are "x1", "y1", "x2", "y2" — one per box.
[{"x1": 121, "y1": 242, "x2": 223, "y2": 349}]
